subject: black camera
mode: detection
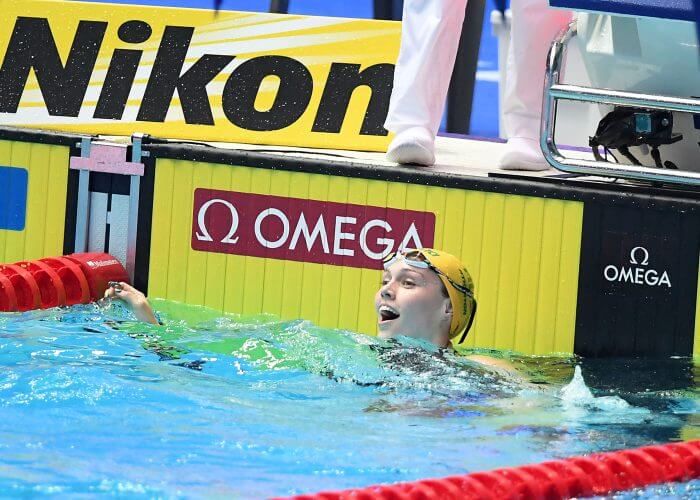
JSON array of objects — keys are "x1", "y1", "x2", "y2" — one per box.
[{"x1": 589, "y1": 107, "x2": 682, "y2": 169}]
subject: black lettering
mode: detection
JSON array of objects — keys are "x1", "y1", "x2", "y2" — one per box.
[
  {"x1": 312, "y1": 63, "x2": 394, "y2": 136},
  {"x1": 118, "y1": 19, "x2": 152, "y2": 44},
  {"x1": 94, "y1": 21, "x2": 152, "y2": 120},
  {"x1": 136, "y1": 26, "x2": 233, "y2": 125},
  {"x1": 0, "y1": 17, "x2": 107, "y2": 116},
  {"x1": 222, "y1": 55, "x2": 312, "y2": 131}
]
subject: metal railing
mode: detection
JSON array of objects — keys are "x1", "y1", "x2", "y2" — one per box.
[{"x1": 541, "y1": 22, "x2": 700, "y2": 187}]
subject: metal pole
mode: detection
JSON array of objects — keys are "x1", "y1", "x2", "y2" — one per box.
[
  {"x1": 446, "y1": 0, "x2": 485, "y2": 135},
  {"x1": 269, "y1": 0, "x2": 289, "y2": 14},
  {"x1": 694, "y1": 0, "x2": 700, "y2": 62},
  {"x1": 74, "y1": 138, "x2": 92, "y2": 253},
  {"x1": 541, "y1": 23, "x2": 700, "y2": 186},
  {"x1": 549, "y1": 85, "x2": 700, "y2": 113},
  {"x1": 374, "y1": 0, "x2": 402, "y2": 20}
]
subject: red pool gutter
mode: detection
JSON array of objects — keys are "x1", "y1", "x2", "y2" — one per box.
[{"x1": 283, "y1": 440, "x2": 700, "y2": 500}]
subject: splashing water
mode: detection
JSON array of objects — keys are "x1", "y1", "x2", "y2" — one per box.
[{"x1": 0, "y1": 299, "x2": 697, "y2": 497}]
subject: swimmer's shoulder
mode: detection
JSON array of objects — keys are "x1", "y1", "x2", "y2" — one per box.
[{"x1": 464, "y1": 354, "x2": 519, "y2": 374}]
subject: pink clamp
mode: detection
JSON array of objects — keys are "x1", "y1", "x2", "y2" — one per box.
[{"x1": 70, "y1": 143, "x2": 144, "y2": 176}]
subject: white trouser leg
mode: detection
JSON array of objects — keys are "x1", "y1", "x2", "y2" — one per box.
[
  {"x1": 384, "y1": 0, "x2": 468, "y2": 138},
  {"x1": 502, "y1": 0, "x2": 572, "y2": 141}
]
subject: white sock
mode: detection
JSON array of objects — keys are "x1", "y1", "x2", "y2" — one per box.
[
  {"x1": 498, "y1": 137, "x2": 550, "y2": 171},
  {"x1": 386, "y1": 127, "x2": 435, "y2": 166}
]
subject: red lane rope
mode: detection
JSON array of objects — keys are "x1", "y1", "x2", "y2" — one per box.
[
  {"x1": 0, "y1": 253, "x2": 128, "y2": 311},
  {"x1": 284, "y1": 440, "x2": 700, "y2": 500}
]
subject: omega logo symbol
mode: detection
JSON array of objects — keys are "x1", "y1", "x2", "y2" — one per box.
[
  {"x1": 196, "y1": 199, "x2": 240, "y2": 244},
  {"x1": 629, "y1": 246, "x2": 649, "y2": 266},
  {"x1": 603, "y1": 246, "x2": 671, "y2": 288}
]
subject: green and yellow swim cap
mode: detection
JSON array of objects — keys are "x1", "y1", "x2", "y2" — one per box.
[{"x1": 382, "y1": 248, "x2": 477, "y2": 342}]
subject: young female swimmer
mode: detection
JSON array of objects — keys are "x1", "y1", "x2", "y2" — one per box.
[
  {"x1": 105, "y1": 248, "x2": 512, "y2": 371},
  {"x1": 376, "y1": 248, "x2": 512, "y2": 370}
]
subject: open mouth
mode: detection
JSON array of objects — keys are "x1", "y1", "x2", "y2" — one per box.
[{"x1": 379, "y1": 305, "x2": 400, "y2": 323}]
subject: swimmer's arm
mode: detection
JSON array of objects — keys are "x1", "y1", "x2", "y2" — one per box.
[
  {"x1": 104, "y1": 282, "x2": 159, "y2": 325},
  {"x1": 465, "y1": 354, "x2": 518, "y2": 374}
]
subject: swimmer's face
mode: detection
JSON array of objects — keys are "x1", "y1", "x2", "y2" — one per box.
[{"x1": 374, "y1": 260, "x2": 452, "y2": 344}]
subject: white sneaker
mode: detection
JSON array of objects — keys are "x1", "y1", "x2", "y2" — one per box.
[
  {"x1": 386, "y1": 127, "x2": 435, "y2": 166},
  {"x1": 498, "y1": 137, "x2": 550, "y2": 171}
]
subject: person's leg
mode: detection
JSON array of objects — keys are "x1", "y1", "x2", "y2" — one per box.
[
  {"x1": 499, "y1": 0, "x2": 572, "y2": 171},
  {"x1": 384, "y1": 0, "x2": 468, "y2": 166}
]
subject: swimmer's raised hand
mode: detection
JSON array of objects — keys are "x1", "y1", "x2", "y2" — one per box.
[{"x1": 104, "y1": 282, "x2": 159, "y2": 325}]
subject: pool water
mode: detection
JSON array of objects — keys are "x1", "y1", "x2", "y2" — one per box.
[
  {"x1": 1, "y1": 300, "x2": 698, "y2": 497},
  {"x1": 590, "y1": 479, "x2": 700, "y2": 499}
]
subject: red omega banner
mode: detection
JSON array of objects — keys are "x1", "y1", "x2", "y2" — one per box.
[{"x1": 191, "y1": 189, "x2": 436, "y2": 269}]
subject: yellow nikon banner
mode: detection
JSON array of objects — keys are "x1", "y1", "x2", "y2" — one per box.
[{"x1": 0, "y1": 0, "x2": 400, "y2": 151}]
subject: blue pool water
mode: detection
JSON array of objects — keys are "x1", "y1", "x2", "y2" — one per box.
[
  {"x1": 591, "y1": 479, "x2": 700, "y2": 499},
  {"x1": 1, "y1": 300, "x2": 698, "y2": 497}
]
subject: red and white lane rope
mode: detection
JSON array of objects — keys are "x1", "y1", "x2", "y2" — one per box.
[{"x1": 283, "y1": 439, "x2": 700, "y2": 500}]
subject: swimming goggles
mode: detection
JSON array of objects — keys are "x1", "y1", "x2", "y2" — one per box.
[{"x1": 382, "y1": 249, "x2": 473, "y2": 298}]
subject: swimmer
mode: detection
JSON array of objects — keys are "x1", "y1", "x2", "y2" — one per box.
[
  {"x1": 103, "y1": 281, "x2": 159, "y2": 325},
  {"x1": 376, "y1": 248, "x2": 474, "y2": 348},
  {"x1": 376, "y1": 248, "x2": 512, "y2": 371},
  {"x1": 105, "y1": 247, "x2": 511, "y2": 372}
]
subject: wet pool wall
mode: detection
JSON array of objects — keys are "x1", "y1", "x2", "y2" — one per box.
[
  {"x1": 146, "y1": 157, "x2": 583, "y2": 355},
  {"x1": 0, "y1": 139, "x2": 72, "y2": 264},
  {"x1": 573, "y1": 199, "x2": 700, "y2": 357},
  {"x1": 0, "y1": 129, "x2": 698, "y2": 357},
  {"x1": 696, "y1": 270, "x2": 700, "y2": 356}
]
